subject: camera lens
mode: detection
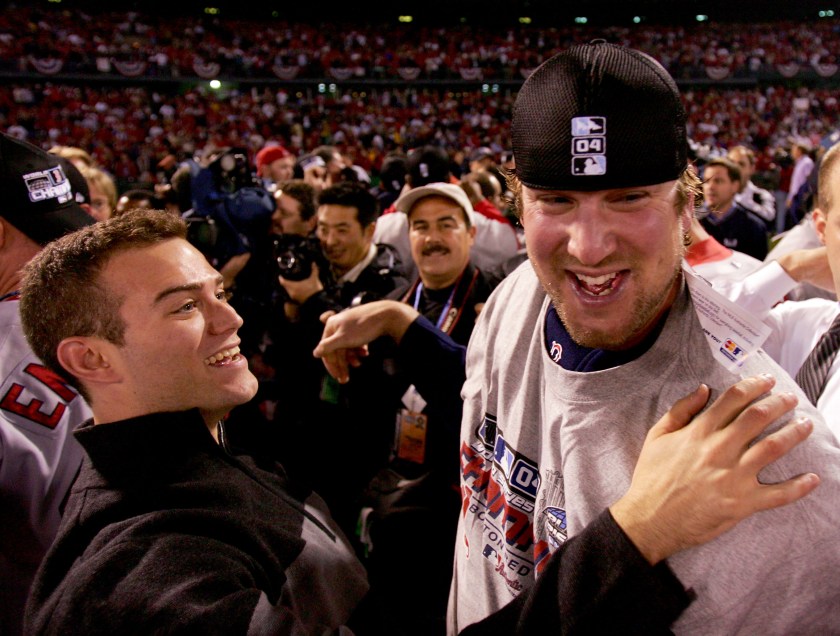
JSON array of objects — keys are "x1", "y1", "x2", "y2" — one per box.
[{"x1": 277, "y1": 253, "x2": 297, "y2": 271}]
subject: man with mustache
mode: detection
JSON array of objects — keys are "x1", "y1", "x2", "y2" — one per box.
[{"x1": 393, "y1": 182, "x2": 498, "y2": 346}]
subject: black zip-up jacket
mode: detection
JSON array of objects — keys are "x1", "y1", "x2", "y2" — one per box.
[{"x1": 24, "y1": 410, "x2": 375, "y2": 635}]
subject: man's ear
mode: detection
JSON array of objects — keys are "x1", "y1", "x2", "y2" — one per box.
[
  {"x1": 56, "y1": 337, "x2": 121, "y2": 388},
  {"x1": 467, "y1": 222, "x2": 477, "y2": 245},
  {"x1": 814, "y1": 208, "x2": 828, "y2": 245}
]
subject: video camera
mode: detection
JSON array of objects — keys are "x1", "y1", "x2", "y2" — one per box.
[{"x1": 182, "y1": 147, "x2": 275, "y2": 268}]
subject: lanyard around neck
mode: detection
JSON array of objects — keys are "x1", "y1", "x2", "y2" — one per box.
[{"x1": 406, "y1": 267, "x2": 480, "y2": 335}]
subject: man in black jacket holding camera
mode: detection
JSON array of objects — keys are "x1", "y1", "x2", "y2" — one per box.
[{"x1": 263, "y1": 181, "x2": 408, "y2": 537}]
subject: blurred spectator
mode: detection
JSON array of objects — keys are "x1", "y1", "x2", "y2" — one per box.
[
  {"x1": 700, "y1": 157, "x2": 769, "y2": 260},
  {"x1": 255, "y1": 144, "x2": 295, "y2": 192},
  {"x1": 48, "y1": 145, "x2": 95, "y2": 171},
  {"x1": 371, "y1": 151, "x2": 408, "y2": 211},
  {"x1": 79, "y1": 165, "x2": 117, "y2": 222},
  {"x1": 462, "y1": 169, "x2": 508, "y2": 222},
  {"x1": 727, "y1": 145, "x2": 777, "y2": 228},
  {"x1": 787, "y1": 137, "x2": 816, "y2": 225},
  {"x1": 271, "y1": 179, "x2": 318, "y2": 237},
  {"x1": 313, "y1": 145, "x2": 347, "y2": 187},
  {"x1": 468, "y1": 146, "x2": 496, "y2": 174},
  {"x1": 297, "y1": 154, "x2": 328, "y2": 194},
  {"x1": 114, "y1": 189, "x2": 163, "y2": 216}
]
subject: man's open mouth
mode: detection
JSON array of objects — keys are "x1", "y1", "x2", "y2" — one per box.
[
  {"x1": 574, "y1": 272, "x2": 619, "y2": 297},
  {"x1": 204, "y1": 346, "x2": 241, "y2": 366}
]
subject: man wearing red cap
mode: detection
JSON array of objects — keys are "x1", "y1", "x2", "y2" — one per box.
[{"x1": 255, "y1": 144, "x2": 295, "y2": 192}]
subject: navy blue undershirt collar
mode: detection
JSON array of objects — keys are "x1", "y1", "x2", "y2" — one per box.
[{"x1": 544, "y1": 303, "x2": 668, "y2": 372}]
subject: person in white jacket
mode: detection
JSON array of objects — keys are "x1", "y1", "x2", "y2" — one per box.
[{"x1": 711, "y1": 141, "x2": 840, "y2": 439}]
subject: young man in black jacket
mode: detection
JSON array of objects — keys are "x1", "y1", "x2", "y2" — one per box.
[{"x1": 20, "y1": 211, "x2": 374, "y2": 634}]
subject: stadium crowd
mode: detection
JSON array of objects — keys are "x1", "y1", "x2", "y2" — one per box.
[
  {"x1": 2, "y1": 6, "x2": 839, "y2": 189},
  {"x1": 2, "y1": 6, "x2": 839, "y2": 81},
  {"x1": 2, "y1": 82, "x2": 838, "y2": 193}
]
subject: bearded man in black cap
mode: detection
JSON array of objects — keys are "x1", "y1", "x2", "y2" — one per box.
[
  {"x1": 0, "y1": 132, "x2": 95, "y2": 636},
  {"x1": 447, "y1": 42, "x2": 840, "y2": 633}
]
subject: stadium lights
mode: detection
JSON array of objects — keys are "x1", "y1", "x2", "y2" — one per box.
[
  {"x1": 633, "y1": 16, "x2": 643, "y2": 24},
  {"x1": 696, "y1": 14, "x2": 709, "y2": 22},
  {"x1": 519, "y1": 16, "x2": 532, "y2": 24},
  {"x1": 819, "y1": 9, "x2": 836, "y2": 17},
  {"x1": 398, "y1": 15, "x2": 413, "y2": 23},
  {"x1": 47, "y1": 0, "x2": 61, "y2": 3},
  {"x1": 575, "y1": 17, "x2": 588, "y2": 24},
  {"x1": 204, "y1": 7, "x2": 220, "y2": 15},
  {"x1": 209, "y1": 80, "x2": 221, "y2": 90}
]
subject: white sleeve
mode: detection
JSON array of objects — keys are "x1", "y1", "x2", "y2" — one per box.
[{"x1": 711, "y1": 260, "x2": 798, "y2": 318}]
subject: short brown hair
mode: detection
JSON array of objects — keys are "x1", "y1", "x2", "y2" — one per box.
[
  {"x1": 20, "y1": 209, "x2": 187, "y2": 400},
  {"x1": 276, "y1": 179, "x2": 317, "y2": 221},
  {"x1": 704, "y1": 157, "x2": 742, "y2": 186}
]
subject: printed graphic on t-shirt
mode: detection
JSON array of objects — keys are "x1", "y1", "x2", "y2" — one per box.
[
  {"x1": 460, "y1": 412, "x2": 548, "y2": 596},
  {"x1": 534, "y1": 469, "x2": 567, "y2": 551}
]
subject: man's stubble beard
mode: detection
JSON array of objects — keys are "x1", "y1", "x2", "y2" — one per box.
[{"x1": 537, "y1": 232, "x2": 686, "y2": 351}]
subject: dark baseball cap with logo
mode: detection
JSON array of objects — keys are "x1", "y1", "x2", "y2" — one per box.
[
  {"x1": 407, "y1": 145, "x2": 452, "y2": 187},
  {"x1": 1, "y1": 132, "x2": 95, "y2": 245},
  {"x1": 512, "y1": 41, "x2": 688, "y2": 192}
]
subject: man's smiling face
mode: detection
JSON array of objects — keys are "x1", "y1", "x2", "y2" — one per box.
[{"x1": 521, "y1": 180, "x2": 690, "y2": 350}]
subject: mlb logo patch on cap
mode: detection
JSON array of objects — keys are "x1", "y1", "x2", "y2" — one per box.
[
  {"x1": 512, "y1": 41, "x2": 687, "y2": 191},
  {"x1": 571, "y1": 116, "x2": 607, "y2": 176}
]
